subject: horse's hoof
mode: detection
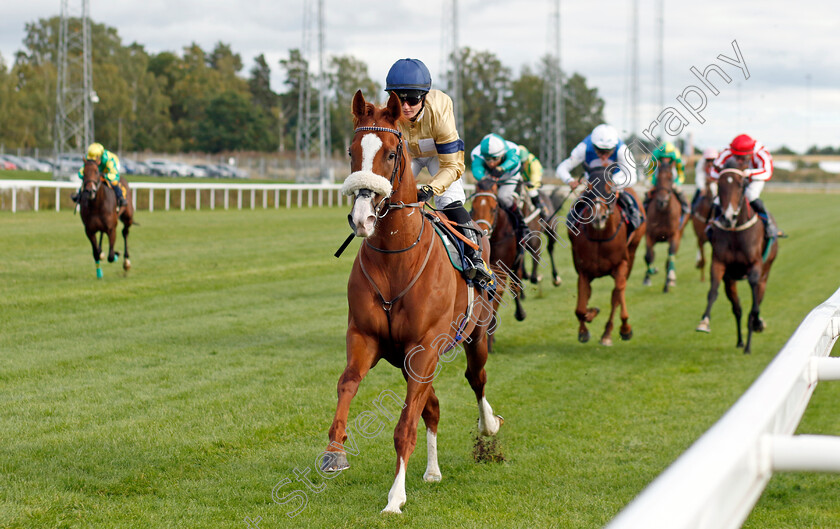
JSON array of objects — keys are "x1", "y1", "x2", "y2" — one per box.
[
  {"x1": 553, "y1": 277, "x2": 562, "y2": 287},
  {"x1": 696, "y1": 318, "x2": 711, "y2": 333},
  {"x1": 643, "y1": 276, "x2": 652, "y2": 287},
  {"x1": 600, "y1": 337, "x2": 613, "y2": 346},
  {"x1": 530, "y1": 274, "x2": 542, "y2": 284},
  {"x1": 514, "y1": 310, "x2": 526, "y2": 322},
  {"x1": 753, "y1": 317, "x2": 766, "y2": 332},
  {"x1": 423, "y1": 470, "x2": 442, "y2": 483},
  {"x1": 737, "y1": 341, "x2": 744, "y2": 348},
  {"x1": 620, "y1": 330, "x2": 633, "y2": 341},
  {"x1": 320, "y1": 451, "x2": 350, "y2": 472},
  {"x1": 96, "y1": 269, "x2": 103, "y2": 279},
  {"x1": 124, "y1": 259, "x2": 131, "y2": 271},
  {"x1": 578, "y1": 330, "x2": 590, "y2": 343}
]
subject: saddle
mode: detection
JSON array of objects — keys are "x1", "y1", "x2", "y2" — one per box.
[{"x1": 424, "y1": 211, "x2": 495, "y2": 292}]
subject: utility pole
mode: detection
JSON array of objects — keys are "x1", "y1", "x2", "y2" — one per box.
[
  {"x1": 296, "y1": 0, "x2": 331, "y2": 183},
  {"x1": 440, "y1": 0, "x2": 464, "y2": 134},
  {"x1": 540, "y1": 0, "x2": 565, "y2": 170},
  {"x1": 54, "y1": 0, "x2": 96, "y2": 180}
]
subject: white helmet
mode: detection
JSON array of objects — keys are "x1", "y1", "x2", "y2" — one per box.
[
  {"x1": 480, "y1": 133, "x2": 507, "y2": 159},
  {"x1": 591, "y1": 124, "x2": 619, "y2": 150},
  {"x1": 702, "y1": 147, "x2": 719, "y2": 160}
]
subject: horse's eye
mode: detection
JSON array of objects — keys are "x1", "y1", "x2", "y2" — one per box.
[
  {"x1": 388, "y1": 152, "x2": 396, "y2": 160},
  {"x1": 346, "y1": 148, "x2": 351, "y2": 157}
]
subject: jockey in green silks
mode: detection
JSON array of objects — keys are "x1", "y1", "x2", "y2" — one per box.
[
  {"x1": 73, "y1": 142, "x2": 127, "y2": 208},
  {"x1": 645, "y1": 141, "x2": 690, "y2": 214}
]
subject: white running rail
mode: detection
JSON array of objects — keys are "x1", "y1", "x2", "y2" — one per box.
[
  {"x1": 606, "y1": 286, "x2": 840, "y2": 529},
  {"x1": 0, "y1": 180, "x2": 351, "y2": 213}
]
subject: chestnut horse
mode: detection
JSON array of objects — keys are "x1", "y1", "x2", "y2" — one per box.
[
  {"x1": 322, "y1": 91, "x2": 502, "y2": 514},
  {"x1": 470, "y1": 178, "x2": 526, "y2": 352},
  {"x1": 568, "y1": 167, "x2": 645, "y2": 345},
  {"x1": 80, "y1": 159, "x2": 134, "y2": 278},
  {"x1": 643, "y1": 157, "x2": 688, "y2": 292},
  {"x1": 696, "y1": 168, "x2": 778, "y2": 354},
  {"x1": 691, "y1": 178, "x2": 713, "y2": 281}
]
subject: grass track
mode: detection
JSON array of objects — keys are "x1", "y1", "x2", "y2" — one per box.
[{"x1": 0, "y1": 192, "x2": 838, "y2": 528}]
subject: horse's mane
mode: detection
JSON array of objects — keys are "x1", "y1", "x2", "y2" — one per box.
[
  {"x1": 477, "y1": 178, "x2": 496, "y2": 191},
  {"x1": 589, "y1": 166, "x2": 610, "y2": 197}
]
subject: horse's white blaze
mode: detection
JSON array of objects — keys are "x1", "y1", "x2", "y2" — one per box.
[
  {"x1": 724, "y1": 203, "x2": 738, "y2": 223},
  {"x1": 423, "y1": 429, "x2": 442, "y2": 483},
  {"x1": 382, "y1": 457, "x2": 407, "y2": 514},
  {"x1": 360, "y1": 133, "x2": 383, "y2": 173},
  {"x1": 478, "y1": 397, "x2": 501, "y2": 436},
  {"x1": 350, "y1": 194, "x2": 376, "y2": 237}
]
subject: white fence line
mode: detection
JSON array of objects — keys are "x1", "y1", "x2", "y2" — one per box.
[
  {"x1": 0, "y1": 180, "x2": 358, "y2": 213},
  {"x1": 605, "y1": 286, "x2": 840, "y2": 529}
]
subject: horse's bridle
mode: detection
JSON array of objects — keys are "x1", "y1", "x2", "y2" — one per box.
[
  {"x1": 351, "y1": 125, "x2": 429, "y2": 254},
  {"x1": 469, "y1": 192, "x2": 499, "y2": 236},
  {"x1": 82, "y1": 160, "x2": 101, "y2": 199}
]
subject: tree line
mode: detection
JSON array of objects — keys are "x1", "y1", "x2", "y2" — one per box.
[{"x1": 0, "y1": 16, "x2": 606, "y2": 162}]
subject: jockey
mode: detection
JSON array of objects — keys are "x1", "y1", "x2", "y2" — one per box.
[
  {"x1": 692, "y1": 147, "x2": 718, "y2": 212},
  {"x1": 385, "y1": 58, "x2": 492, "y2": 282},
  {"x1": 709, "y1": 134, "x2": 784, "y2": 240},
  {"x1": 517, "y1": 144, "x2": 547, "y2": 214},
  {"x1": 644, "y1": 141, "x2": 690, "y2": 214},
  {"x1": 555, "y1": 124, "x2": 643, "y2": 233},
  {"x1": 72, "y1": 143, "x2": 127, "y2": 208},
  {"x1": 470, "y1": 133, "x2": 530, "y2": 242}
]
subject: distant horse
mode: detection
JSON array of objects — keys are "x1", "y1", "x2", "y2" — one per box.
[
  {"x1": 322, "y1": 91, "x2": 502, "y2": 514},
  {"x1": 517, "y1": 182, "x2": 564, "y2": 287},
  {"x1": 470, "y1": 178, "x2": 526, "y2": 351},
  {"x1": 643, "y1": 157, "x2": 688, "y2": 292},
  {"x1": 568, "y1": 167, "x2": 645, "y2": 345},
  {"x1": 80, "y1": 159, "x2": 134, "y2": 277},
  {"x1": 696, "y1": 168, "x2": 778, "y2": 354},
  {"x1": 691, "y1": 178, "x2": 714, "y2": 281}
]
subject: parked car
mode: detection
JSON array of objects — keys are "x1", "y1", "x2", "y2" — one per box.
[
  {"x1": 0, "y1": 155, "x2": 18, "y2": 170},
  {"x1": 215, "y1": 164, "x2": 249, "y2": 179},
  {"x1": 192, "y1": 163, "x2": 226, "y2": 178},
  {"x1": 145, "y1": 159, "x2": 192, "y2": 177},
  {"x1": 20, "y1": 156, "x2": 52, "y2": 172}
]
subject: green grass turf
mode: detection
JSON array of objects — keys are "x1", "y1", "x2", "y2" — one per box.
[{"x1": 0, "y1": 192, "x2": 837, "y2": 528}]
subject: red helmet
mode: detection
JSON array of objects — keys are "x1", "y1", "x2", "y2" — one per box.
[{"x1": 730, "y1": 134, "x2": 756, "y2": 155}]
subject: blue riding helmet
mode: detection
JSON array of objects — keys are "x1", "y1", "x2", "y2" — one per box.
[{"x1": 385, "y1": 59, "x2": 432, "y2": 92}]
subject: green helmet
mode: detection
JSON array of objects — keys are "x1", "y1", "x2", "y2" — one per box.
[{"x1": 652, "y1": 142, "x2": 679, "y2": 161}]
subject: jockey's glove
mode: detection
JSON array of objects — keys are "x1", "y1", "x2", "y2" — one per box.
[
  {"x1": 417, "y1": 185, "x2": 434, "y2": 203},
  {"x1": 488, "y1": 166, "x2": 504, "y2": 178},
  {"x1": 530, "y1": 193, "x2": 542, "y2": 208}
]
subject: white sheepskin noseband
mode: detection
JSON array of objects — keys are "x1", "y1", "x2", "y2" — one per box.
[{"x1": 340, "y1": 171, "x2": 393, "y2": 197}]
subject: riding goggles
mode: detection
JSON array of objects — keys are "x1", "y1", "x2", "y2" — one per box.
[{"x1": 395, "y1": 92, "x2": 425, "y2": 106}]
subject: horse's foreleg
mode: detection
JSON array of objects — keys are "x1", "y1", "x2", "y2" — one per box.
[
  {"x1": 87, "y1": 229, "x2": 102, "y2": 278},
  {"x1": 696, "y1": 234, "x2": 706, "y2": 281},
  {"x1": 744, "y1": 267, "x2": 763, "y2": 354},
  {"x1": 546, "y1": 233, "x2": 562, "y2": 286},
  {"x1": 464, "y1": 334, "x2": 502, "y2": 437},
  {"x1": 643, "y1": 235, "x2": 655, "y2": 286},
  {"x1": 97, "y1": 232, "x2": 105, "y2": 260},
  {"x1": 697, "y1": 260, "x2": 724, "y2": 332},
  {"x1": 106, "y1": 226, "x2": 117, "y2": 263},
  {"x1": 384, "y1": 364, "x2": 436, "y2": 514},
  {"x1": 576, "y1": 274, "x2": 597, "y2": 343},
  {"x1": 602, "y1": 263, "x2": 630, "y2": 345},
  {"x1": 420, "y1": 386, "x2": 441, "y2": 483},
  {"x1": 122, "y1": 221, "x2": 131, "y2": 271},
  {"x1": 724, "y1": 278, "x2": 743, "y2": 349},
  {"x1": 324, "y1": 329, "x2": 378, "y2": 472},
  {"x1": 664, "y1": 237, "x2": 679, "y2": 293}
]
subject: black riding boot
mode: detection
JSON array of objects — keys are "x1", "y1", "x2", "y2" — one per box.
[
  {"x1": 71, "y1": 187, "x2": 81, "y2": 203},
  {"x1": 674, "y1": 188, "x2": 690, "y2": 215},
  {"x1": 750, "y1": 199, "x2": 783, "y2": 239},
  {"x1": 617, "y1": 192, "x2": 643, "y2": 233},
  {"x1": 506, "y1": 203, "x2": 531, "y2": 243},
  {"x1": 443, "y1": 202, "x2": 492, "y2": 282},
  {"x1": 111, "y1": 182, "x2": 127, "y2": 208},
  {"x1": 690, "y1": 189, "x2": 701, "y2": 213}
]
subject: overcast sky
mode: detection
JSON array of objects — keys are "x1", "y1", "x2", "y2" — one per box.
[{"x1": 2, "y1": 0, "x2": 837, "y2": 153}]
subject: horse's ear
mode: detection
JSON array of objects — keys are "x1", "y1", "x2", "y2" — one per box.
[
  {"x1": 385, "y1": 92, "x2": 402, "y2": 122},
  {"x1": 352, "y1": 90, "x2": 367, "y2": 120}
]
